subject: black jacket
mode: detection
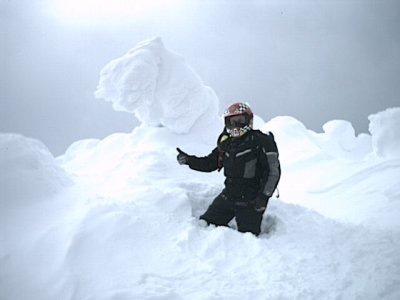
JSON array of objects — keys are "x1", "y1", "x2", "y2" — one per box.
[{"x1": 187, "y1": 130, "x2": 281, "y2": 197}]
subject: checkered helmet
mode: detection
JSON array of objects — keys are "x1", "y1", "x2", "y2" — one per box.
[
  {"x1": 223, "y1": 102, "x2": 254, "y2": 137},
  {"x1": 224, "y1": 102, "x2": 253, "y2": 124}
]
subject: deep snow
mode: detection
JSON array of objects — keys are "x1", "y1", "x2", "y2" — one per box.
[{"x1": 1, "y1": 38, "x2": 400, "y2": 300}]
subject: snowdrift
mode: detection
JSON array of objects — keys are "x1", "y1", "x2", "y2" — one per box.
[
  {"x1": 0, "y1": 133, "x2": 70, "y2": 203},
  {"x1": 1, "y1": 38, "x2": 399, "y2": 300}
]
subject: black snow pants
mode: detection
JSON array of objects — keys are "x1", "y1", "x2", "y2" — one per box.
[{"x1": 199, "y1": 188, "x2": 266, "y2": 236}]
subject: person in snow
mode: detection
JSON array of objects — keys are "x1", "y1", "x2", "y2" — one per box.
[{"x1": 176, "y1": 102, "x2": 281, "y2": 236}]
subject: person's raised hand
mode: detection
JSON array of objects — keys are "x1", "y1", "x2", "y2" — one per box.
[{"x1": 176, "y1": 148, "x2": 190, "y2": 165}]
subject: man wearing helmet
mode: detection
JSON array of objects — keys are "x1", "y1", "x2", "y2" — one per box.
[{"x1": 177, "y1": 102, "x2": 281, "y2": 236}]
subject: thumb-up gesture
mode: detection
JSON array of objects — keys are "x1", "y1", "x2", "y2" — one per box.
[{"x1": 176, "y1": 148, "x2": 190, "y2": 165}]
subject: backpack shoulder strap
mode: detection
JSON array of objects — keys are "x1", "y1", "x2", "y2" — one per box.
[
  {"x1": 252, "y1": 129, "x2": 275, "y2": 142},
  {"x1": 252, "y1": 129, "x2": 278, "y2": 153}
]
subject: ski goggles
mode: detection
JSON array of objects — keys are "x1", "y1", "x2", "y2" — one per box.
[{"x1": 225, "y1": 114, "x2": 249, "y2": 129}]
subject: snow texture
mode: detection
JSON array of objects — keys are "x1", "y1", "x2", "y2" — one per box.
[
  {"x1": 369, "y1": 107, "x2": 400, "y2": 159},
  {"x1": 1, "y1": 38, "x2": 400, "y2": 300},
  {"x1": 0, "y1": 133, "x2": 70, "y2": 205},
  {"x1": 95, "y1": 37, "x2": 220, "y2": 136}
]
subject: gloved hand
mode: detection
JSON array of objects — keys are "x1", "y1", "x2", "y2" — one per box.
[
  {"x1": 254, "y1": 194, "x2": 269, "y2": 212},
  {"x1": 176, "y1": 148, "x2": 190, "y2": 165}
]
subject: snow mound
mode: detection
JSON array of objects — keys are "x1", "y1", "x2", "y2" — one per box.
[
  {"x1": 317, "y1": 120, "x2": 372, "y2": 159},
  {"x1": 262, "y1": 115, "x2": 399, "y2": 228},
  {"x1": 369, "y1": 107, "x2": 400, "y2": 159},
  {"x1": 263, "y1": 116, "x2": 372, "y2": 163},
  {"x1": 262, "y1": 116, "x2": 323, "y2": 164},
  {"x1": 0, "y1": 135, "x2": 74, "y2": 300},
  {"x1": 0, "y1": 133, "x2": 70, "y2": 205},
  {"x1": 95, "y1": 37, "x2": 220, "y2": 134}
]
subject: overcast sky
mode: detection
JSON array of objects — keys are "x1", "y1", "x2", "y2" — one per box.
[{"x1": 1, "y1": 0, "x2": 400, "y2": 155}]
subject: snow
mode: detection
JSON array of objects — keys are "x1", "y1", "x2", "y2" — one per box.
[
  {"x1": 0, "y1": 133, "x2": 71, "y2": 204},
  {"x1": 369, "y1": 107, "x2": 400, "y2": 159},
  {"x1": 94, "y1": 37, "x2": 220, "y2": 139},
  {"x1": 1, "y1": 38, "x2": 400, "y2": 300}
]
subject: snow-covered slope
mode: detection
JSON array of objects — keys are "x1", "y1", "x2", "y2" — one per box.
[{"x1": 1, "y1": 38, "x2": 399, "y2": 300}]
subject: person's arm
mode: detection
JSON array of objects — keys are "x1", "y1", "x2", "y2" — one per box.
[
  {"x1": 176, "y1": 147, "x2": 219, "y2": 172},
  {"x1": 253, "y1": 133, "x2": 281, "y2": 212},
  {"x1": 258, "y1": 133, "x2": 281, "y2": 198}
]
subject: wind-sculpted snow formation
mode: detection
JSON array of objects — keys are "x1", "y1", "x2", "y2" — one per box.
[
  {"x1": 95, "y1": 37, "x2": 220, "y2": 136},
  {"x1": 369, "y1": 107, "x2": 400, "y2": 159},
  {"x1": 1, "y1": 38, "x2": 399, "y2": 300}
]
